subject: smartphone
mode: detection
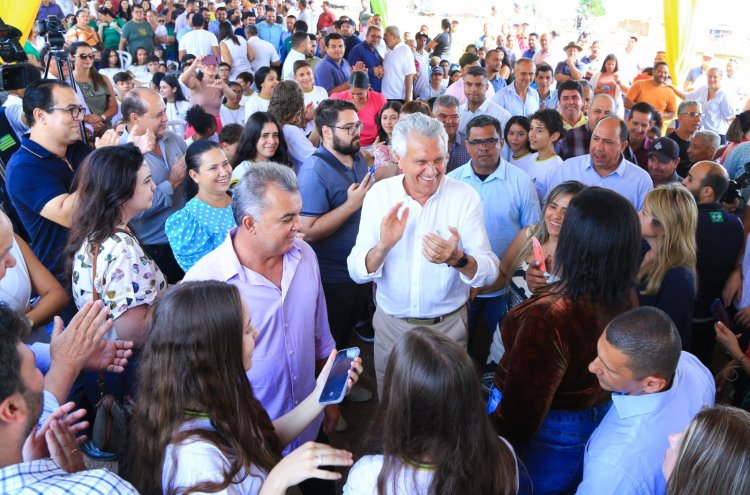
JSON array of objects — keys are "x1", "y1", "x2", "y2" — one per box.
[
  {"x1": 368, "y1": 164, "x2": 376, "y2": 176},
  {"x1": 319, "y1": 347, "x2": 360, "y2": 405},
  {"x1": 532, "y1": 236, "x2": 547, "y2": 273},
  {"x1": 711, "y1": 298, "x2": 732, "y2": 329}
]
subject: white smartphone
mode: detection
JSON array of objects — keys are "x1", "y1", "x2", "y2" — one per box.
[{"x1": 319, "y1": 347, "x2": 360, "y2": 405}]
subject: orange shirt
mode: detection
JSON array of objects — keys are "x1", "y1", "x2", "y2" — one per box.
[{"x1": 626, "y1": 79, "x2": 677, "y2": 115}]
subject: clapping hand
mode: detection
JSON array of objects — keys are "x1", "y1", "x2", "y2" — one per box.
[
  {"x1": 128, "y1": 123, "x2": 156, "y2": 154},
  {"x1": 94, "y1": 129, "x2": 119, "y2": 148},
  {"x1": 378, "y1": 202, "x2": 410, "y2": 250},
  {"x1": 422, "y1": 226, "x2": 460, "y2": 265}
]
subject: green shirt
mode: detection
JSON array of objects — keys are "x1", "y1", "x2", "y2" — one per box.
[{"x1": 121, "y1": 20, "x2": 154, "y2": 56}]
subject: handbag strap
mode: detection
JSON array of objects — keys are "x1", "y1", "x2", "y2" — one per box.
[{"x1": 312, "y1": 151, "x2": 358, "y2": 184}]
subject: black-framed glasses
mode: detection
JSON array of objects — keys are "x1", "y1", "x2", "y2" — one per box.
[
  {"x1": 46, "y1": 106, "x2": 86, "y2": 119},
  {"x1": 333, "y1": 122, "x2": 364, "y2": 135},
  {"x1": 467, "y1": 137, "x2": 500, "y2": 147},
  {"x1": 77, "y1": 53, "x2": 95, "y2": 60}
]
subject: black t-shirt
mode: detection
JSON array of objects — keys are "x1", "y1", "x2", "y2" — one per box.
[
  {"x1": 667, "y1": 131, "x2": 691, "y2": 178},
  {"x1": 433, "y1": 32, "x2": 451, "y2": 58}
]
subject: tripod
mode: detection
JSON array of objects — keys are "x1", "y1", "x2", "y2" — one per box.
[{"x1": 43, "y1": 48, "x2": 88, "y2": 146}]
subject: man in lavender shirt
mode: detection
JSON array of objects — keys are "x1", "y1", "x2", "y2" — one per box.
[{"x1": 183, "y1": 162, "x2": 337, "y2": 455}]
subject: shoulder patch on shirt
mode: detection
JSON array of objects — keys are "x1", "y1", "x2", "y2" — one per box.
[{"x1": 709, "y1": 211, "x2": 724, "y2": 223}]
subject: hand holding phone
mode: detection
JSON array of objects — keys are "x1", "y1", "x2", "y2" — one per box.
[
  {"x1": 319, "y1": 347, "x2": 360, "y2": 405},
  {"x1": 711, "y1": 298, "x2": 733, "y2": 330},
  {"x1": 532, "y1": 236, "x2": 547, "y2": 273}
]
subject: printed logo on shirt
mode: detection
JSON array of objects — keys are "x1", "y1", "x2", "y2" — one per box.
[{"x1": 710, "y1": 211, "x2": 724, "y2": 223}]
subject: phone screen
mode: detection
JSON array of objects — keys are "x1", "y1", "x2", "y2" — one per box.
[
  {"x1": 711, "y1": 298, "x2": 732, "y2": 329},
  {"x1": 319, "y1": 348, "x2": 359, "y2": 405}
]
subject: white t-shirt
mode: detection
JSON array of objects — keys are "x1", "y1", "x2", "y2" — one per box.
[
  {"x1": 282, "y1": 49, "x2": 307, "y2": 80},
  {"x1": 302, "y1": 86, "x2": 329, "y2": 133},
  {"x1": 283, "y1": 124, "x2": 315, "y2": 171},
  {"x1": 162, "y1": 418, "x2": 267, "y2": 495},
  {"x1": 382, "y1": 42, "x2": 416, "y2": 99},
  {"x1": 244, "y1": 94, "x2": 271, "y2": 121},
  {"x1": 248, "y1": 36, "x2": 280, "y2": 73},
  {"x1": 221, "y1": 37, "x2": 253, "y2": 80},
  {"x1": 343, "y1": 455, "x2": 435, "y2": 495},
  {"x1": 513, "y1": 152, "x2": 563, "y2": 202},
  {"x1": 179, "y1": 29, "x2": 219, "y2": 58},
  {"x1": 221, "y1": 104, "x2": 246, "y2": 126},
  {"x1": 0, "y1": 239, "x2": 31, "y2": 314}
]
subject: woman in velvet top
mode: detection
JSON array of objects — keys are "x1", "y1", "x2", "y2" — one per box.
[
  {"x1": 637, "y1": 184, "x2": 697, "y2": 349},
  {"x1": 491, "y1": 187, "x2": 641, "y2": 495}
]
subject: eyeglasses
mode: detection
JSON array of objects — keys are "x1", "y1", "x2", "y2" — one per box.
[
  {"x1": 680, "y1": 111, "x2": 704, "y2": 118},
  {"x1": 333, "y1": 122, "x2": 364, "y2": 135},
  {"x1": 467, "y1": 137, "x2": 500, "y2": 147},
  {"x1": 77, "y1": 53, "x2": 95, "y2": 60},
  {"x1": 46, "y1": 106, "x2": 86, "y2": 119}
]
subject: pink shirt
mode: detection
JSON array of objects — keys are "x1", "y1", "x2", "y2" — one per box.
[
  {"x1": 330, "y1": 89, "x2": 387, "y2": 147},
  {"x1": 184, "y1": 229, "x2": 335, "y2": 451}
]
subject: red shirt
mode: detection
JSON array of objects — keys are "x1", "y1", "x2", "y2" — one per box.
[
  {"x1": 317, "y1": 11, "x2": 335, "y2": 32},
  {"x1": 329, "y1": 89, "x2": 386, "y2": 146}
]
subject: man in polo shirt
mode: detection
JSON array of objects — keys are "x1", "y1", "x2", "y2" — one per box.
[
  {"x1": 314, "y1": 33, "x2": 352, "y2": 94},
  {"x1": 559, "y1": 94, "x2": 615, "y2": 160},
  {"x1": 458, "y1": 66, "x2": 511, "y2": 136},
  {"x1": 297, "y1": 99, "x2": 373, "y2": 403},
  {"x1": 256, "y1": 6, "x2": 285, "y2": 52},
  {"x1": 492, "y1": 57, "x2": 539, "y2": 117},
  {"x1": 381, "y1": 25, "x2": 416, "y2": 103},
  {"x1": 340, "y1": 17, "x2": 361, "y2": 58},
  {"x1": 554, "y1": 42, "x2": 585, "y2": 82},
  {"x1": 623, "y1": 101, "x2": 654, "y2": 170},
  {"x1": 5, "y1": 80, "x2": 91, "y2": 282},
  {"x1": 546, "y1": 116, "x2": 653, "y2": 210},
  {"x1": 347, "y1": 25, "x2": 384, "y2": 92}
]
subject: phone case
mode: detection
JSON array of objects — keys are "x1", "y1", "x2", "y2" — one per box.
[
  {"x1": 532, "y1": 237, "x2": 547, "y2": 273},
  {"x1": 319, "y1": 347, "x2": 360, "y2": 405}
]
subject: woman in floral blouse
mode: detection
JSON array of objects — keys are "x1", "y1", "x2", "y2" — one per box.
[{"x1": 66, "y1": 144, "x2": 166, "y2": 348}]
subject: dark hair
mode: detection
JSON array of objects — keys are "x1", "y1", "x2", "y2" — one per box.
[
  {"x1": 0, "y1": 304, "x2": 28, "y2": 403},
  {"x1": 314, "y1": 98, "x2": 358, "y2": 136},
  {"x1": 599, "y1": 53, "x2": 619, "y2": 73},
  {"x1": 440, "y1": 18, "x2": 451, "y2": 32},
  {"x1": 219, "y1": 123, "x2": 243, "y2": 144},
  {"x1": 64, "y1": 144, "x2": 146, "y2": 272},
  {"x1": 464, "y1": 65, "x2": 487, "y2": 79},
  {"x1": 186, "y1": 105, "x2": 216, "y2": 137},
  {"x1": 116, "y1": 0, "x2": 132, "y2": 20},
  {"x1": 218, "y1": 20, "x2": 239, "y2": 45},
  {"x1": 400, "y1": 100, "x2": 431, "y2": 116},
  {"x1": 123, "y1": 281, "x2": 282, "y2": 494},
  {"x1": 237, "y1": 71, "x2": 254, "y2": 85},
  {"x1": 293, "y1": 20, "x2": 308, "y2": 32},
  {"x1": 726, "y1": 110, "x2": 750, "y2": 143},
  {"x1": 151, "y1": 71, "x2": 165, "y2": 88},
  {"x1": 554, "y1": 187, "x2": 640, "y2": 309},
  {"x1": 365, "y1": 327, "x2": 517, "y2": 495},
  {"x1": 160, "y1": 75, "x2": 188, "y2": 102},
  {"x1": 605, "y1": 306, "x2": 681, "y2": 380},
  {"x1": 654, "y1": 61, "x2": 668, "y2": 71},
  {"x1": 557, "y1": 79, "x2": 582, "y2": 97},
  {"x1": 529, "y1": 108, "x2": 564, "y2": 141},
  {"x1": 293, "y1": 60, "x2": 311, "y2": 75},
  {"x1": 458, "y1": 52, "x2": 479, "y2": 68},
  {"x1": 22, "y1": 79, "x2": 69, "y2": 127},
  {"x1": 184, "y1": 140, "x2": 222, "y2": 199},
  {"x1": 100, "y1": 48, "x2": 120, "y2": 69},
  {"x1": 291, "y1": 30, "x2": 308, "y2": 48},
  {"x1": 375, "y1": 101, "x2": 402, "y2": 143},
  {"x1": 535, "y1": 63, "x2": 553, "y2": 76},
  {"x1": 268, "y1": 80, "x2": 305, "y2": 128},
  {"x1": 466, "y1": 114, "x2": 501, "y2": 138},
  {"x1": 503, "y1": 115, "x2": 531, "y2": 151},
  {"x1": 232, "y1": 112, "x2": 290, "y2": 168},
  {"x1": 254, "y1": 66, "x2": 274, "y2": 92},
  {"x1": 630, "y1": 101, "x2": 654, "y2": 119},
  {"x1": 324, "y1": 32, "x2": 344, "y2": 46},
  {"x1": 348, "y1": 70, "x2": 369, "y2": 89},
  {"x1": 113, "y1": 71, "x2": 134, "y2": 84},
  {"x1": 192, "y1": 12, "x2": 205, "y2": 27}
]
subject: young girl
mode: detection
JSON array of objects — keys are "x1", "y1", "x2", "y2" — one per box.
[
  {"x1": 373, "y1": 101, "x2": 402, "y2": 181},
  {"x1": 129, "y1": 46, "x2": 150, "y2": 74},
  {"x1": 230, "y1": 112, "x2": 291, "y2": 186},
  {"x1": 244, "y1": 67, "x2": 279, "y2": 121},
  {"x1": 159, "y1": 75, "x2": 190, "y2": 125},
  {"x1": 220, "y1": 81, "x2": 246, "y2": 126},
  {"x1": 526, "y1": 109, "x2": 565, "y2": 202},
  {"x1": 504, "y1": 116, "x2": 533, "y2": 170},
  {"x1": 185, "y1": 105, "x2": 218, "y2": 146}
]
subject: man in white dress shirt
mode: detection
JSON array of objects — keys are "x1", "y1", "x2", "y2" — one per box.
[
  {"x1": 347, "y1": 114, "x2": 499, "y2": 394},
  {"x1": 458, "y1": 66, "x2": 511, "y2": 136},
  {"x1": 381, "y1": 25, "x2": 416, "y2": 102}
]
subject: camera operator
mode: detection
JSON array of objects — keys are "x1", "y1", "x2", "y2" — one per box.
[{"x1": 682, "y1": 161, "x2": 744, "y2": 367}]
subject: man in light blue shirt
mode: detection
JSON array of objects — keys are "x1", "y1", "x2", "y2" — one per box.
[
  {"x1": 492, "y1": 58, "x2": 540, "y2": 117},
  {"x1": 546, "y1": 117, "x2": 652, "y2": 210},
  {"x1": 458, "y1": 66, "x2": 511, "y2": 137},
  {"x1": 579, "y1": 307, "x2": 715, "y2": 495},
  {"x1": 448, "y1": 114, "x2": 540, "y2": 351},
  {"x1": 256, "y1": 7, "x2": 285, "y2": 52}
]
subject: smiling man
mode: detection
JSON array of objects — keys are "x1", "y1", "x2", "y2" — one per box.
[
  {"x1": 348, "y1": 113, "x2": 499, "y2": 394},
  {"x1": 577, "y1": 307, "x2": 714, "y2": 495}
]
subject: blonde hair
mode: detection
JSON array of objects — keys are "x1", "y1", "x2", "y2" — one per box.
[
  {"x1": 637, "y1": 183, "x2": 697, "y2": 296},
  {"x1": 667, "y1": 405, "x2": 750, "y2": 495}
]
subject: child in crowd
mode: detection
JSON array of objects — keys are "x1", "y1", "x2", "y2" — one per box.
[
  {"x1": 237, "y1": 71, "x2": 255, "y2": 106},
  {"x1": 525, "y1": 109, "x2": 565, "y2": 202},
  {"x1": 185, "y1": 105, "x2": 218, "y2": 146},
  {"x1": 218, "y1": 123, "x2": 243, "y2": 164},
  {"x1": 504, "y1": 115, "x2": 534, "y2": 170},
  {"x1": 220, "y1": 81, "x2": 246, "y2": 126}
]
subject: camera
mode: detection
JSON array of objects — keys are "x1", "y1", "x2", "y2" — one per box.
[
  {"x1": 0, "y1": 16, "x2": 34, "y2": 91},
  {"x1": 38, "y1": 15, "x2": 66, "y2": 51},
  {"x1": 723, "y1": 167, "x2": 750, "y2": 205}
]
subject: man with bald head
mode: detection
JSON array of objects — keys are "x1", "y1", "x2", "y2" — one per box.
[
  {"x1": 682, "y1": 161, "x2": 743, "y2": 366},
  {"x1": 559, "y1": 93, "x2": 616, "y2": 160},
  {"x1": 120, "y1": 87, "x2": 187, "y2": 283},
  {"x1": 491, "y1": 57, "x2": 539, "y2": 117},
  {"x1": 547, "y1": 116, "x2": 653, "y2": 210}
]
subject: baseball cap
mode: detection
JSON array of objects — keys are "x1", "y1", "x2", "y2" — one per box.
[
  {"x1": 432, "y1": 67, "x2": 444, "y2": 75},
  {"x1": 647, "y1": 137, "x2": 680, "y2": 163}
]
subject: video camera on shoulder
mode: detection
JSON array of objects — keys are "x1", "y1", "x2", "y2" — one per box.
[
  {"x1": 0, "y1": 16, "x2": 37, "y2": 91},
  {"x1": 723, "y1": 162, "x2": 750, "y2": 205}
]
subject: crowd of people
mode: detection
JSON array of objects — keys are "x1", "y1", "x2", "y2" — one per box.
[{"x1": 2, "y1": 0, "x2": 750, "y2": 493}]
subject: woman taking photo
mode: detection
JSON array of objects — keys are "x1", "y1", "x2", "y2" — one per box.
[
  {"x1": 637, "y1": 184, "x2": 697, "y2": 348},
  {"x1": 180, "y1": 54, "x2": 228, "y2": 121},
  {"x1": 244, "y1": 66, "x2": 279, "y2": 120},
  {"x1": 165, "y1": 141, "x2": 235, "y2": 272},
  {"x1": 124, "y1": 281, "x2": 360, "y2": 494},
  {"x1": 589, "y1": 54, "x2": 629, "y2": 117},
  {"x1": 491, "y1": 187, "x2": 641, "y2": 495},
  {"x1": 69, "y1": 42, "x2": 118, "y2": 134},
  {"x1": 372, "y1": 101, "x2": 402, "y2": 181},
  {"x1": 664, "y1": 405, "x2": 750, "y2": 495},
  {"x1": 268, "y1": 81, "x2": 317, "y2": 171},
  {"x1": 231, "y1": 112, "x2": 290, "y2": 186},
  {"x1": 66, "y1": 144, "x2": 167, "y2": 348},
  {"x1": 345, "y1": 327, "x2": 518, "y2": 495},
  {"x1": 218, "y1": 21, "x2": 254, "y2": 80},
  {"x1": 159, "y1": 75, "x2": 190, "y2": 124}
]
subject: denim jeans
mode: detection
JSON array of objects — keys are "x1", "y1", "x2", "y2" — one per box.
[
  {"x1": 518, "y1": 401, "x2": 612, "y2": 495},
  {"x1": 468, "y1": 293, "x2": 509, "y2": 354}
]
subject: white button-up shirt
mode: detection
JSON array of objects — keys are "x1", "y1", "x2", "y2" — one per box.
[
  {"x1": 347, "y1": 175, "x2": 499, "y2": 318},
  {"x1": 381, "y1": 41, "x2": 416, "y2": 100}
]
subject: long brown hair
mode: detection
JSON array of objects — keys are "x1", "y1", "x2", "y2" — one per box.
[
  {"x1": 69, "y1": 41, "x2": 108, "y2": 91},
  {"x1": 267, "y1": 80, "x2": 305, "y2": 129},
  {"x1": 364, "y1": 327, "x2": 518, "y2": 495},
  {"x1": 122, "y1": 281, "x2": 282, "y2": 494}
]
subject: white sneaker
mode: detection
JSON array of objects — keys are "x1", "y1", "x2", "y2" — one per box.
[{"x1": 346, "y1": 384, "x2": 373, "y2": 402}]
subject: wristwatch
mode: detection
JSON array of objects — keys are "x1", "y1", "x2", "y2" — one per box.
[{"x1": 448, "y1": 252, "x2": 469, "y2": 269}]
